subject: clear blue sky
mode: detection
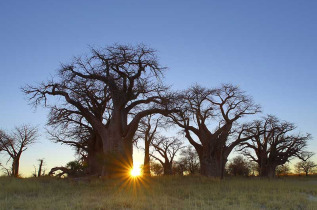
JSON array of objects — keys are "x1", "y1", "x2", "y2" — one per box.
[{"x1": 0, "y1": 0, "x2": 316, "y2": 176}]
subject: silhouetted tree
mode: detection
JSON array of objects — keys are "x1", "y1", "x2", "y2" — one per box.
[
  {"x1": 150, "y1": 161, "x2": 163, "y2": 176},
  {"x1": 177, "y1": 146, "x2": 200, "y2": 175},
  {"x1": 173, "y1": 161, "x2": 187, "y2": 176},
  {"x1": 294, "y1": 151, "x2": 315, "y2": 176},
  {"x1": 0, "y1": 125, "x2": 38, "y2": 177},
  {"x1": 295, "y1": 157, "x2": 316, "y2": 176},
  {"x1": 276, "y1": 164, "x2": 290, "y2": 177},
  {"x1": 23, "y1": 44, "x2": 177, "y2": 177},
  {"x1": 227, "y1": 156, "x2": 250, "y2": 176},
  {"x1": 239, "y1": 115, "x2": 311, "y2": 178},
  {"x1": 151, "y1": 136, "x2": 184, "y2": 175},
  {"x1": 170, "y1": 84, "x2": 260, "y2": 177},
  {"x1": 134, "y1": 114, "x2": 163, "y2": 176}
]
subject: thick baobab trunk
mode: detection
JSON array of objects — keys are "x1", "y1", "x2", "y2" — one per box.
[
  {"x1": 87, "y1": 134, "x2": 104, "y2": 175},
  {"x1": 100, "y1": 121, "x2": 133, "y2": 177},
  {"x1": 198, "y1": 146, "x2": 227, "y2": 178},
  {"x1": 102, "y1": 129, "x2": 124, "y2": 177},
  {"x1": 90, "y1": 109, "x2": 134, "y2": 177},
  {"x1": 12, "y1": 157, "x2": 20, "y2": 177},
  {"x1": 143, "y1": 141, "x2": 151, "y2": 176},
  {"x1": 200, "y1": 157, "x2": 224, "y2": 177},
  {"x1": 267, "y1": 167, "x2": 276, "y2": 178},
  {"x1": 124, "y1": 137, "x2": 133, "y2": 171},
  {"x1": 260, "y1": 165, "x2": 277, "y2": 178}
]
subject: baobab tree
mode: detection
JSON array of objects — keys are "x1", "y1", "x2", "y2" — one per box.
[
  {"x1": 45, "y1": 77, "x2": 114, "y2": 176},
  {"x1": 23, "y1": 44, "x2": 177, "y2": 177},
  {"x1": 170, "y1": 84, "x2": 260, "y2": 177},
  {"x1": 239, "y1": 115, "x2": 311, "y2": 178},
  {"x1": 151, "y1": 136, "x2": 184, "y2": 175},
  {"x1": 0, "y1": 125, "x2": 38, "y2": 177}
]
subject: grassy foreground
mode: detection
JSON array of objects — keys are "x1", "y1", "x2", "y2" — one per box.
[{"x1": 0, "y1": 176, "x2": 316, "y2": 210}]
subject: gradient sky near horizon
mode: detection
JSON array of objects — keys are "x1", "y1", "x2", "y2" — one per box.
[{"x1": 0, "y1": 0, "x2": 316, "y2": 176}]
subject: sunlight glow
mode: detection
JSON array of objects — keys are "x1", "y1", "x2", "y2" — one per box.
[{"x1": 130, "y1": 163, "x2": 142, "y2": 177}]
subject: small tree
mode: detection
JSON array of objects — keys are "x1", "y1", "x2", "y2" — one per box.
[
  {"x1": 0, "y1": 125, "x2": 38, "y2": 177},
  {"x1": 134, "y1": 115, "x2": 163, "y2": 176},
  {"x1": 276, "y1": 164, "x2": 290, "y2": 177},
  {"x1": 177, "y1": 146, "x2": 200, "y2": 175},
  {"x1": 227, "y1": 156, "x2": 250, "y2": 176},
  {"x1": 173, "y1": 161, "x2": 187, "y2": 176},
  {"x1": 151, "y1": 136, "x2": 184, "y2": 175},
  {"x1": 150, "y1": 161, "x2": 164, "y2": 176},
  {"x1": 295, "y1": 161, "x2": 316, "y2": 176}
]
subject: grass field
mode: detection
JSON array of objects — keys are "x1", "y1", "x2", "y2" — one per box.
[{"x1": 0, "y1": 176, "x2": 316, "y2": 209}]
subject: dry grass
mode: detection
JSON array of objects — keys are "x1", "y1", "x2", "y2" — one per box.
[{"x1": 0, "y1": 175, "x2": 316, "y2": 209}]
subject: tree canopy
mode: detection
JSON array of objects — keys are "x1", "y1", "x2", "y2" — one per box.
[
  {"x1": 239, "y1": 115, "x2": 311, "y2": 178},
  {"x1": 23, "y1": 44, "x2": 178, "y2": 177}
]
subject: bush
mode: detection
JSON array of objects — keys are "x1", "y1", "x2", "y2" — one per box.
[{"x1": 227, "y1": 156, "x2": 250, "y2": 176}]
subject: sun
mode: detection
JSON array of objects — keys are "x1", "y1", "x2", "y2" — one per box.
[{"x1": 130, "y1": 163, "x2": 142, "y2": 177}]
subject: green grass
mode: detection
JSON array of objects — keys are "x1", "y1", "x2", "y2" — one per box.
[{"x1": 0, "y1": 176, "x2": 316, "y2": 209}]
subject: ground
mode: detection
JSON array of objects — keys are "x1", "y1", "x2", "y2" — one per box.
[{"x1": 0, "y1": 176, "x2": 316, "y2": 209}]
